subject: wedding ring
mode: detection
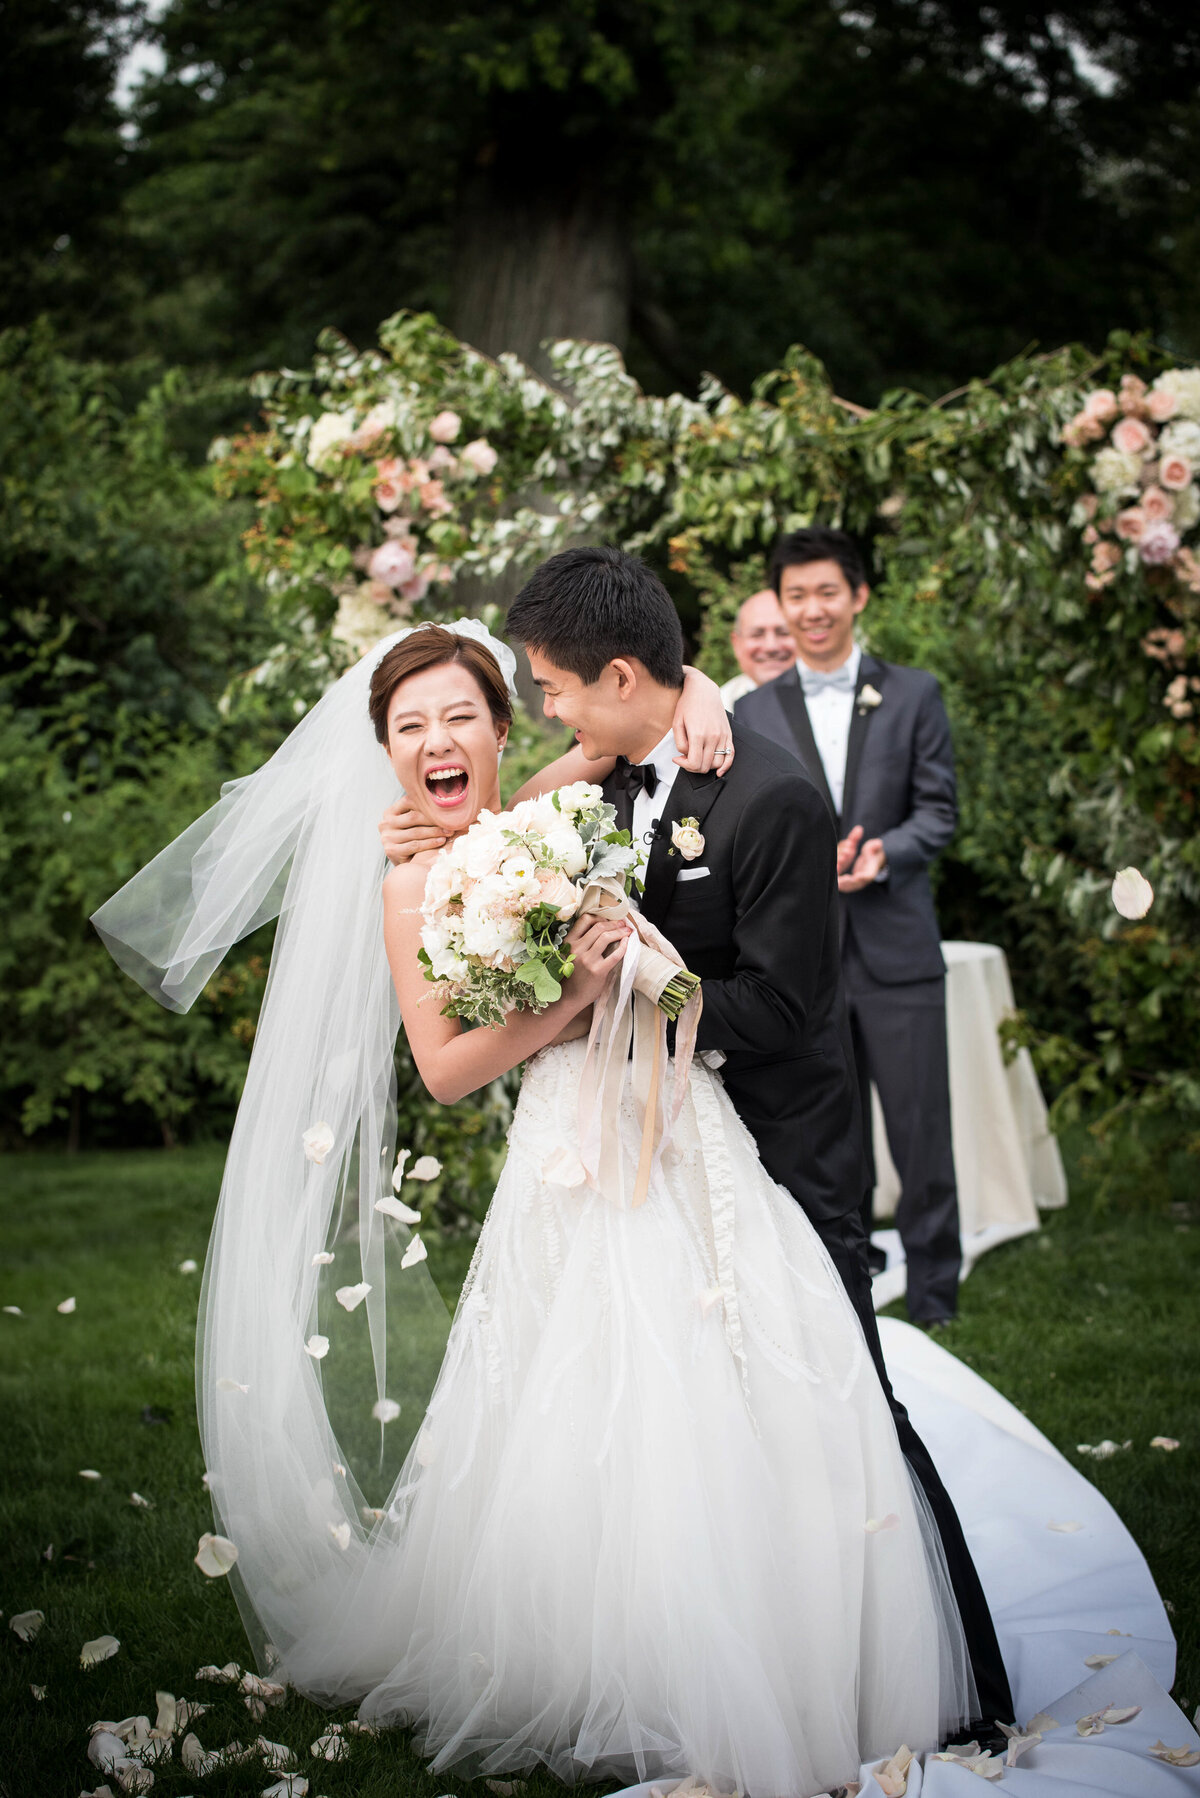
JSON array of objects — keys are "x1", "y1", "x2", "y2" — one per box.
[{"x1": 715, "y1": 746, "x2": 731, "y2": 758}]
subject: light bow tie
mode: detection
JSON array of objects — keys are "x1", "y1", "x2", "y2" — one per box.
[{"x1": 799, "y1": 665, "x2": 856, "y2": 697}]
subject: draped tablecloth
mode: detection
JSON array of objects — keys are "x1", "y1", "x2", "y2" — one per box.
[{"x1": 871, "y1": 941, "x2": 1068, "y2": 1308}]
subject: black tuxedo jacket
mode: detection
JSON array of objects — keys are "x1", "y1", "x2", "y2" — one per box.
[
  {"x1": 734, "y1": 656, "x2": 956, "y2": 985},
  {"x1": 604, "y1": 722, "x2": 864, "y2": 1224}
]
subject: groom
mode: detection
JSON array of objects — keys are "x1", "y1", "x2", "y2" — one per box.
[{"x1": 505, "y1": 545, "x2": 1013, "y2": 1738}]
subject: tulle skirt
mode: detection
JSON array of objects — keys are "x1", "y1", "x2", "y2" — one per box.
[{"x1": 286, "y1": 1040, "x2": 974, "y2": 1797}]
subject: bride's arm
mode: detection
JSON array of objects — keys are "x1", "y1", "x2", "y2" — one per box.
[
  {"x1": 380, "y1": 665, "x2": 733, "y2": 863},
  {"x1": 383, "y1": 863, "x2": 629, "y2": 1104}
]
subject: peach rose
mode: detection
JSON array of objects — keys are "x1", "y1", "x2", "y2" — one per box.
[
  {"x1": 1140, "y1": 485, "x2": 1173, "y2": 521},
  {"x1": 1159, "y1": 454, "x2": 1192, "y2": 491},
  {"x1": 1117, "y1": 374, "x2": 1147, "y2": 414},
  {"x1": 535, "y1": 866, "x2": 581, "y2": 920},
  {"x1": 1111, "y1": 416, "x2": 1153, "y2": 457},
  {"x1": 1084, "y1": 388, "x2": 1119, "y2": 422},
  {"x1": 419, "y1": 478, "x2": 452, "y2": 516},
  {"x1": 374, "y1": 455, "x2": 406, "y2": 513},
  {"x1": 1092, "y1": 540, "x2": 1122, "y2": 573},
  {"x1": 1062, "y1": 412, "x2": 1105, "y2": 447},
  {"x1": 1083, "y1": 524, "x2": 1100, "y2": 545},
  {"x1": 1147, "y1": 386, "x2": 1178, "y2": 423},
  {"x1": 1114, "y1": 507, "x2": 1146, "y2": 541}
]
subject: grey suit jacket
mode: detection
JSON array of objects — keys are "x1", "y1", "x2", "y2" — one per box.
[{"x1": 734, "y1": 655, "x2": 956, "y2": 984}]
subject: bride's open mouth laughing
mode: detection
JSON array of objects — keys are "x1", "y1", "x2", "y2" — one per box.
[{"x1": 424, "y1": 762, "x2": 471, "y2": 809}]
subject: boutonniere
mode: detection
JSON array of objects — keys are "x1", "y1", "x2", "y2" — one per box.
[
  {"x1": 669, "y1": 817, "x2": 705, "y2": 861},
  {"x1": 857, "y1": 683, "x2": 883, "y2": 714}
]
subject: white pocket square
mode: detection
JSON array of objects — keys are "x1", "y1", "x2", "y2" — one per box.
[{"x1": 677, "y1": 866, "x2": 710, "y2": 882}]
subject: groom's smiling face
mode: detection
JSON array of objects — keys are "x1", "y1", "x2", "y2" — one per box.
[{"x1": 526, "y1": 648, "x2": 659, "y2": 762}]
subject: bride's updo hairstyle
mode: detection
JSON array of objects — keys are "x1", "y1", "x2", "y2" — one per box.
[{"x1": 368, "y1": 625, "x2": 513, "y2": 743}]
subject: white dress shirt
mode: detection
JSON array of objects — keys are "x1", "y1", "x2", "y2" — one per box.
[
  {"x1": 629, "y1": 729, "x2": 680, "y2": 871},
  {"x1": 800, "y1": 642, "x2": 860, "y2": 815},
  {"x1": 718, "y1": 671, "x2": 756, "y2": 708}
]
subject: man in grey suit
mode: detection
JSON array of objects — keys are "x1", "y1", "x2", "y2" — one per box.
[{"x1": 735, "y1": 526, "x2": 961, "y2": 1325}]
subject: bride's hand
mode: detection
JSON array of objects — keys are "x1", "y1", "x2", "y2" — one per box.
[
  {"x1": 379, "y1": 799, "x2": 448, "y2": 864},
  {"x1": 672, "y1": 666, "x2": 735, "y2": 777},
  {"x1": 562, "y1": 913, "x2": 632, "y2": 1010}
]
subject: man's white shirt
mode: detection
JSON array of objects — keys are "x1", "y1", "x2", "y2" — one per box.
[
  {"x1": 799, "y1": 642, "x2": 860, "y2": 815},
  {"x1": 630, "y1": 729, "x2": 680, "y2": 866}
]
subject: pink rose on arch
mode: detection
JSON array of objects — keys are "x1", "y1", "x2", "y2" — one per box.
[
  {"x1": 1139, "y1": 520, "x2": 1181, "y2": 565},
  {"x1": 400, "y1": 572, "x2": 431, "y2": 603},
  {"x1": 374, "y1": 456, "x2": 406, "y2": 513},
  {"x1": 1140, "y1": 485, "x2": 1173, "y2": 521},
  {"x1": 1092, "y1": 540, "x2": 1122, "y2": 573},
  {"x1": 1111, "y1": 416, "x2": 1153, "y2": 457},
  {"x1": 1114, "y1": 507, "x2": 1146, "y2": 541},
  {"x1": 461, "y1": 438, "x2": 499, "y2": 477},
  {"x1": 1083, "y1": 524, "x2": 1100, "y2": 545},
  {"x1": 1062, "y1": 412, "x2": 1104, "y2": 447},
  {"x1": 427, "y1": 445, "x2": 458, "y2": 472},
  {"x1": 1146, "y1": 385, "x2": 1178, "y2": 423},
  {"x1": 429, "y1": 410, "x2": 461, "y2": 444},
  {"x1": 1084, "y1": 389, "x2": 1119, "y2": 422},
  {"x1": 419, "y1": 478, "x2": 452, "y2": 517},
  {"x1": 1117, "y1": 374, "x2": 1147, "y2": 414},
  {"x1": 362, "y1": 579, "x2": 395, "y2": 607},
  {"x1": 368, "y1": 539, "x2": 417, "y2": 589},
  {"x1": 1159, "y1": 454, "x2": 1192, "y2": 491}
]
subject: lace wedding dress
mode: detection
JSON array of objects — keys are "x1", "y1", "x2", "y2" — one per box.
[{"x1": 286, "y1": 1037, "x2": 974, "y2": 1797}]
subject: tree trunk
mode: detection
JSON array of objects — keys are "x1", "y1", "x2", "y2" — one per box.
[{"x1": 450, "y1": 169, "x2": 632, "y2": 380}]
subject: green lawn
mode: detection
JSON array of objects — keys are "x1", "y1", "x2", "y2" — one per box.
[{"x1": 1, "y1": 1140, "x2": 1197, "y2": 1798}]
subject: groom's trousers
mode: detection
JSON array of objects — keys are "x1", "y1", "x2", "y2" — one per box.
[{"x1": 813, "y1": 1206, "x2": 1015, "y2": 1732}]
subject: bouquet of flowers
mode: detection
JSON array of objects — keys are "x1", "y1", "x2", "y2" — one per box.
[{"x1": 419, "y1": 782, "x2": 701, "y2": 1027}]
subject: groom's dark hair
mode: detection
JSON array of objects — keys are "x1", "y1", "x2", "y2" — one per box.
[
  {"x1": 507, "y1": 547, "x2": 685, "y2": 688},
  {"x1": 770, "y1": 526, "x2": 869, "y2": 594}
]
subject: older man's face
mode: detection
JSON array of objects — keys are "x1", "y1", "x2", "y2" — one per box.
[{"x1": 731, "y1": 590, "x2": 797, "y2": 683}]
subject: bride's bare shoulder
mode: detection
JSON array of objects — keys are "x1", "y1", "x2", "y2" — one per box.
[{"x1": 382, "y1": 855, "x2": 435, "y2": 913}]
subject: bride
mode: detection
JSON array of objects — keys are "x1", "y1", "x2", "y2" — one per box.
[{"x1": 93, "y1": 618, "x2": 974, "y2": 1798}]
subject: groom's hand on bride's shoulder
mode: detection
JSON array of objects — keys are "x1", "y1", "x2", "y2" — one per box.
[{"x1": 379, "y1": 800, "x2": 447, "y2": 865}]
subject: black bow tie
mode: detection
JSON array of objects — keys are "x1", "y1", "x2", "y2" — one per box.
[{"x1": 613, "y1": 758, "x2": 659, "y2": 801}]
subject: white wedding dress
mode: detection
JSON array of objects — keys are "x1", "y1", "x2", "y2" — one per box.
[{"x1": 286, "y1": 1037, "x2": 974, "y2": 1796}]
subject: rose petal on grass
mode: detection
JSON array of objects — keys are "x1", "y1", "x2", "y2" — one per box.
[
  {"x1": 372, "y1": 1397, "x2": 401, "y2": 1424},
  {"x1": 10, "y1": 1609, "x2": 45, "y2": 1642},
  {"x1": 1047, "y1": 1519, "x2": 1084, "y2": 1531},
  {"x1": 301, "y1": 1122, "x2": 334, "y2": 1165},
  {"x1": 256, "y1": 1735, "x2": 298, "y2": 1770},
  {"x1": 311, "y1": 1251, "x2": 335, "y2": 1266},
  {"x1": 391, "y1": 1148, "x2": 410, "y2": 1190},
  {"x1": 178, "y1": 1259, "x2": 198, "y2": 1274},
  {"x1": 311, "y1": 1729, "x2": 349, "y2": 1761},
  {"x1": 194, "y1": 1532, "x2": 239, "y2": 1577},
  {"x1": 57, "y1": 1296, "x2": 76, "y2": 1313},
  {"x1": 216, "y1": 1377, "x2": 249, "y2": 1393},
  {"x1": 1150, "y1": 1436, "x2": 1180, "y2": 1450},
  {"x1": 400, "y1": 1234, "x2": 427, "y2": 1270},
  {"x1": 409, "y1": 1156, "x2": 441, "y2": 1181},
  {"x1": 129, "y1": 1492, "x2": 153, "y2": 1509},
  {"x1": 195, "y1": 1662, "x2": 242, "y2": 1683},
  {"x1": 3, "y1": 1304, "x2": 22, "y2": 1315},
  {"x1": 240, "y1": 1672, "x2": 286, "y2": 1705},
  {"x1": 304, "y1": 1334, "x2": 329, "y2": 1360},
  {"x1": 375, "y1": 1194, "x2": 421, "y2": 1225},
  {"x1": 334, "y1": 1282, "x2": 371, "y2": 1311},
  {"x1": 30, "y1": 1683, "x2": 46, "y2": 1700},
  {"x1": 1111, "y1": 867, "x2": 1154, "y2": 920},
  {"x1": 81, "y1": 1635, "x2": 121, "y2": 1668},
  {"x1": 80, "y1": 1468, "x2": 103, "y2": 1480},
  {"x1": 175, "y1": 1698, "x2": 207, "y2": 1729},
  {"x1": 153, "y1": 1693, "x2": 176, "y2": 1735},
  {"x1": 262, "y1": 1777, "x2": 309, "y2": 1798}
]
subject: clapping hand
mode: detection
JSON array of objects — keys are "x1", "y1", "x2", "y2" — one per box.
[{"x1": 837, "y1": 824, "x2": 888, "y2": 892}]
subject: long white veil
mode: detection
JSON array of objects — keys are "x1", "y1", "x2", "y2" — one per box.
[{"x1": 92, "y1": 619, "x2": 518, "y2": 1680}]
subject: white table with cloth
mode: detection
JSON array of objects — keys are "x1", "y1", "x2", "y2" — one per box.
[{"x1": 870, "y1": 940, "x2": 1069, "y2": 1311}]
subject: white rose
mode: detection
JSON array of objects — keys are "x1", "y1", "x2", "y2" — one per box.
[
  {"x1": 1151, "y1": 369, "x2": 1200, "y2": 422},
  {"x1": 1158, "y1": 419, "x2": 1200, "y2": 464},
  {"x1": 1091, "y1": 447, "x2": 1144, "y2": 494},
  {"x1": 461, "y1": 437, "x2": 499, "y2": 477},
  {"x1": 555, "y1": 781, "x2": 604, "y2": 815},
  {"x1": 1111, "y1": 867, "x2": 1154, "y2": 920},
  {"x1": 1172, "y1": 484, "x2": 1200, "y2": 531},
  {"x1": 306, "y1": 410, "x2": 356, "y2": 470},
  {"x1": 499, "y1": 854, "x2": 540, "y2": 897},
  {"x1": 507, "y1": 795, "x2": 559, "y2": 834},
  {"x1": 542, "y1": 824, "x2": 587, "y2": 876},
  {"x1": 463, "y1": 823, "x2": 509, "y2": 879}
]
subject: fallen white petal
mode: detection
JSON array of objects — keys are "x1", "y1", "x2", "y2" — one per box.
[
  {"x1": 1085, "y1": 1653, "x2": 1118, "y2": 1668},
  {"x1": 311, "y1": 1251, "x2": 335, "y2": 1266},
  {"x1": 400, "y1": 1234, "x2": 427, "y2": 1270},
  {"x1": 262, "y1": 1777, "x2": 309, "y2": 1798},
  {"x1": 1149, "y1": 1741, "x2": 1200, "y2": 1767},
  {"x1": 865, "y1": 1513, "x2": 900, "y2": 1533},
  {"x1": 240, "y1": 1672, "x2": 286, "y2": 1705},
  {"x1": 409, "y1": 1155, "x2": 442, "y2": 1181},
  {"x1": 1100, "y1": 1705, "x2": 1142, "y2": 1724},
  {"x1": 244, "y1": 1695, "x2": 268, "y2": 1722},
  {"x1": 1047, "y1": 1519, "x2": 1084, "y2": 1531},
  {"x1": 361, "y1": 1505, "x2": 385, "y2": 1523},
  {"x1": 81, "y1": 1635, "x2": 121, "y2": 1668},
  {"x1": 334, "y1": 1282, "x2": 371, "y2": 1311},
  {"x1": 311, "y1": 1729, "x2": 349, "y2": 1761},
  {"x1": 1150, "y1": 1436, "x2": 1180, "y2": 1450},
  {"x1": 153, "y1": 1693, "x2": 176, "y2": 1735},
  {"x1": 1076, "y1": 1439, "x2": 1129, "y2": 1459},
  {"x1": 116, "y1": 1770, "x2": 155, "y2": 1795},
  {"x1": 30, "y1": 1683, "x2": 46, "y2": 1700},
  {"x1": 178, "y1": 1259, "x2": 198, "y2": 1275},
  {"x1": 194, "y1": 1532, "x2": 239, "y2": 1577},
  {"x1": 372, "y1": 1397, "x2": 401, "y2": 1424},
  {"x1": 216, "y1": 1377, "x2": 250, "y2": 1393},
  {"x1": 1111, "y1": 866, "x2": 1154, "y2": 920},
  {"x1": 180, "y1": 1732, "x2": 208, "y2": 1773},
  {"x1": 375, "y1": 1194, "x2": 421, "y2": 1225},
  {"x1": 129, "y1": 1492, "x2": 153, "y2": 1509},
  {"x1": 301, "y1": 1121, "x2": 335, "y2": 1164},
  {"x1": 80, "y1": 1468, "x2": 103, "y2": 1480},
  {"x1": 57, "y1": 1296, "x2": 77, "y2": 1314},
  {"x1": 89, "y1": 1729, "x2": 128, "y2": 1771},
  {"x1": 1024, "y1": 1713, "x2": 1060, "y2": 1735},
  {"x1": 9, "y1": 1609, "x2": 45, "y2": 1641},
  {"x1": 391, "y1": 1148, "x2": 410, "y2": 1190},
  {"x1": 1106, "y1": 1628, "x2": 1131, "y2": 1635},
  {"x1": 175, "y1": 1698, "x2": 208, "y2": 1729},
  {"x1": 329, "y1": 1521, "x2": 351, "y2": 1551},
  {"x1": 332, "y1": 1460, "x2": 346, "y2": 1476},
  {"x1": 257, "y1": 1735, "x2": 298, "y2": 1770},
  {"x1": 195, "y1": 1662, "x2": 242, "y2": 1683},
  {"x1": 3, "y1": 1304, "x2": 22, "y2": 1315},
  {"x1": 304, "y1": 1334, "x2": 329, "y2": 1360},
  {"x1": 872, "y1": 1744, "x2": 914, "y2": 1796},
  {"x1": 1002, "y1": 1730, "x2": 1042, "y2": 1768}
]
